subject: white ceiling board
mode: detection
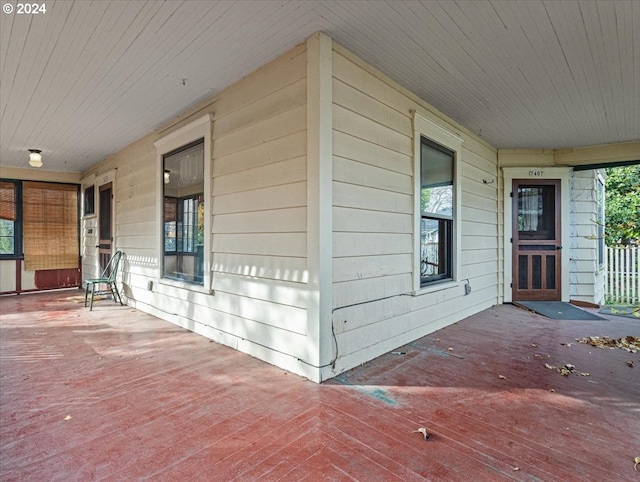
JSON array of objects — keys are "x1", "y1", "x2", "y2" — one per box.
[{"x1": 1, "y1": 0, "x2": 638, "y2": 173}]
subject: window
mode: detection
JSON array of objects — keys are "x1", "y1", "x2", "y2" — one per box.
[
  {"x1": 155, "y1": 114, "x2": 212, "y2": 291},
  {"x1": 162, "y1": 139, "x2": 205, "y2": 284},
  {"x1": 420, "y1": 138, "x2": 454, "y2": 284},
  {"x1": 0, "y1": 180, "x2": 79, "y2": 268},
  {"x1": 22, "y1": 182, "x2": 79, "y2": 271},
  {"x1": 413, "y1": 112, "x2": 462, "y2": 290},
  {"x1": 596, "y1": 174, "x2": 605, "y2": 268},
  {"x1": 0, "y1": 180, "x2": 20, "y2": 257},
  {"x1": 84, "y1": 185, "x2": 95, "y2": 216}
]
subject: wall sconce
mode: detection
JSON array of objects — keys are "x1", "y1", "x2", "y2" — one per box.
[
  {"x1": 28, "y1": 149, "x2": 43, "y2": 168},
  {"x1": 164, "y1": 169, "x2": 171, "y2": 184}
]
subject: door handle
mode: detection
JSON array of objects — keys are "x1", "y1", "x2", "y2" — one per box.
[{"x1": 556, "y1": 246, "x2": 563, "y2": 250}]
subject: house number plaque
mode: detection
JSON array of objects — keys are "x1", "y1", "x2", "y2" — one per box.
[{"x1": 528, "y1": 170, "x2": 544, "y2": 177}]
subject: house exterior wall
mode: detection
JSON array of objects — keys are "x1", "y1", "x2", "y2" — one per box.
[
  {"x1": 569, "y1": 169, "x2": 606, "y2": 305},
  {"x1": 81, "y1": 42, "x2": 317, "y2": 379},
  {"x1": 499, "y1": 149, "x2": 606, "y2": 305},
  {"x1": 327, "y1": 43, "x2": 500, "y2": 375}
]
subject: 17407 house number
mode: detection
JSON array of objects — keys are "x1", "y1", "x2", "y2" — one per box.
[{"x1": 529, "y1": 170, "x2": 544, "y2": 177}]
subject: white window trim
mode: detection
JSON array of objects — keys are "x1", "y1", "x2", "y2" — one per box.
[
  {"x1": 412, "y1": 111, "x2": 463, "y2": 294},
  {"x1": 154, "y1": 114, "x2": 213, "y2": 294}
]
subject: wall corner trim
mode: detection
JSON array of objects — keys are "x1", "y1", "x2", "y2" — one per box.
[{"x1": 306, "y1": 32, "x2": 334, "y2": 379}]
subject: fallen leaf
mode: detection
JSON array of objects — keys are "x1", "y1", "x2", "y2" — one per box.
[
  {"x1": 560, "y1": 342, "x2": 572, "y2": 347},
  {"x1": 513, "y1": 467, "x2": 520, "y2": 471},
  {"x1": 64, "y1": 415, "x2": 72, "y2": 421},
  {"x1": 447, "y1": 347, "x2": 454, "y2": 352},
  {"x1": 634, "y1": 456, "x2": 640, "y2": 470},
  {"x1": 576, "y1": 336, "x2": 639, "y2": 353},
  {"x1": 530, "y1": 343, "x2": 538, "y2": 348},
  {"x1": 627, "y1": 360, "x2": 634, "y2": 368},
  {"x1": 549, "y1": 388, "x2": 556, "y2": 392},
  {"x1": 498, "y1": 375, "x2": 506, "y2": 380},
  {"x1": 579, "y1": 372, "x2": 590, "y2": 376},
  {"x1": 533, "y1": 353, "x2": 544, "y2": 359},
  {"x1": 545, "y1": 363, "x2": 555, "y2": 370}
]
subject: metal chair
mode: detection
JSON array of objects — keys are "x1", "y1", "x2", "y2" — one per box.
[{"x1": 84, "y1": 251, "x2": 124, "y2": 311}]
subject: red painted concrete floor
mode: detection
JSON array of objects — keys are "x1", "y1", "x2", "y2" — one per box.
[{"x1": 1, "y1": 291, "x2": 639, "y2": 481}]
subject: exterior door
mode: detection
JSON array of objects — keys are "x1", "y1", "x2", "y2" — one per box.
[
  {"x1": 512, "y1": 180, "x2": 561, "y2": 300},
  {"x1": 98, "y1": 182, "x2": 113, "y2": 272}
]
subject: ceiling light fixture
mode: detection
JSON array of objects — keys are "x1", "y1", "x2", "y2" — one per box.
[
  {"x1": 28, "y1": 149, "x2": 43, "y2": 168},
  {"x1": 164, "y1": 169, "x2": 171, "y2": 184}
]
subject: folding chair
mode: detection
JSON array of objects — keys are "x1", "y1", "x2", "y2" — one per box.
[{"x1": 84, "y1": 251, "x2": 124, "y2": 311}]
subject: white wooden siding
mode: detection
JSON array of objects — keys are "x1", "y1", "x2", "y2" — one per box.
[
  {"x1": 569, "y1": 170, "x2": 604, "y2": 304},
  {"x1": 80, "y1": 44, "x2": 312, "y2": 377},
  {"x1": 330, "y1": 45, "x2": 499, "y2": 373}
]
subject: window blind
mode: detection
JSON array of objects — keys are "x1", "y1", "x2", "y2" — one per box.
[
  {"x1": 23, "y1": 182, "x2": 79, "y2": 271},
  {"x1": 0, "y1": 181, "x2": 16, "y2": 221}
]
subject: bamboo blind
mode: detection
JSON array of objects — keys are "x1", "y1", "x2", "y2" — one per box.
[
  {"x1": 0, "y1": 181, "x2": 16, "y2": 221},
  {"x1": 23, "y1": 182, "x2": 79, "y2": 271},
  {"x1": 164, "y1": 197, "x2": 177, "y2": 222}
]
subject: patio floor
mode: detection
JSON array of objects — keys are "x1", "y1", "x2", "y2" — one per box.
[{"x1": 1, "y1": 290, "x2": 638, "y2": 481}]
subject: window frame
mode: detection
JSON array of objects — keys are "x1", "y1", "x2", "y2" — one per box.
[
  {"x1": 154, "y1": 114, "x2": 212, "y2": 293},
  {"x1": 0, "y1": 179, "x2": 22, "y2": 259},
  {"x1": 412, "y1": 111, "x2": 463, "y2": 293},
  {"x1": 83, "y1": 185, "x2": 95, "y2": 216},
  {"x1": 596, "y1": 172, "x2": 605, "y2": 270}
]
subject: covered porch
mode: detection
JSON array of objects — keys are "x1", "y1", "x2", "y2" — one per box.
[{"x1": 1, "y1": 291, "x2": 638, "y2": 480}]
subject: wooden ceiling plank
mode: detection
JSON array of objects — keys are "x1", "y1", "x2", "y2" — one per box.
[
  {"x1": 323, "y1": 1, "x2": 479, "y2": 122},
  {"x1": 44, "y1": 2, "x2": 183, "y2": 159}
]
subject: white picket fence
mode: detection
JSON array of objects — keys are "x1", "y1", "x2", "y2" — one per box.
[{"x1": 606, "y1": 246, "x2": 639, "y2": 304}]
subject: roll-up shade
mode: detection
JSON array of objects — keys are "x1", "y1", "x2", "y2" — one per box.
[
  {"x1": 23, "y1": 182, "x2": 79, "y2": 271},
  {"x1": 0, "y1": 181, "x2": 16, "y2": 221}
]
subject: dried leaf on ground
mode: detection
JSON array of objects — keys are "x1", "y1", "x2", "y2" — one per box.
[
  {"x1": 544, "y1": 362, "x2": 581, "y2": 377},
  {"x1": 64, "y1": 415, "x2": 72, "y2": 421},
  {"x1": 635, "y1": 456, "x2": 640, "y2": 471},
  {"x1": 498, "y1": 375, "x2": 506, "y2": 379},
  {"x1": 575, "y1": 336, "x2": 639, "y2": 353}
]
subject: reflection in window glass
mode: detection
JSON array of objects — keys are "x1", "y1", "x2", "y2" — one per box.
[
  {"x1": 420, "y1": 137, "x2": 454, "y2": 284},
  {"x1": 596, "y1": 177, "x2": 605, "y2": 268},
  {"x1": 0, "y1": 181, "x2": 18, "y2": 256},
  {"x1": 517, "y1": 185, "x2": 555, "y2": 240},
  {"x1": 162, "y1": 139, "x2": 205, "y2": 284}
]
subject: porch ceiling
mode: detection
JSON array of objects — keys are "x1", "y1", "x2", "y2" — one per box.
[{"x1": 1, "y1": 0, "x2": 638, "y2": 173}]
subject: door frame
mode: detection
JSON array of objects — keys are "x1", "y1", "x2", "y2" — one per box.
[
  {"x1": 511, "y1": 179, "x2": 561, "y2": 300},
  {"x1": 95, "y1": 170, "x2": 116, "y2": 276},
  {"x1": 98, "y1": 182, "x2": 113, "y2": 272},
  {"x1": 502, "y1": 167, "x2": 571, "y2": 303}
]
